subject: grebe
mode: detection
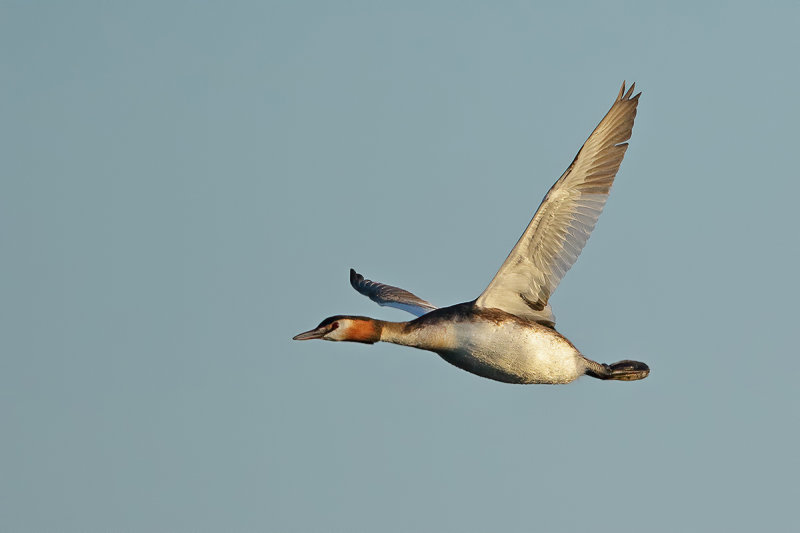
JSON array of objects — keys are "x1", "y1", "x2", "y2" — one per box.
[{"x1": 293, "y1": 82, "x2": 649, "y2": 384}]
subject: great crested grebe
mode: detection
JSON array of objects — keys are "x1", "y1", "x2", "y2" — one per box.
[{"x1": 293, "y1": 82, "x2": 649, "y2": 384}]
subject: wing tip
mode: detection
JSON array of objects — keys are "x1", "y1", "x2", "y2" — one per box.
[
  {"x1": 350, "y1": 268, "x2": 363, "y2": 289},
  {"x1": 618, "y1": 81, "x2": 642, "y2": 102}
]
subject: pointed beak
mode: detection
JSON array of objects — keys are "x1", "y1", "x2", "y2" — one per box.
[{"x1": 292, "y1": 326, "x2": 327, "y2": 341}]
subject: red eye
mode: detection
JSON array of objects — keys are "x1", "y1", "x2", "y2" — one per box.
[{"x1": 330, "y1": 322, "x2": 339, "y2": 331}]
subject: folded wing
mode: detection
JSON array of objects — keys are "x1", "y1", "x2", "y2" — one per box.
[
  {"x1": 350, "y1": 269, "x2": 437, "y2": 317},
  {"x1": 475, "y1": 82, "x2": 641, "y2": 323}
]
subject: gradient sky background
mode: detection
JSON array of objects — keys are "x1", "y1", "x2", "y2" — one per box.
[{"x1": 3, "y1": 1, "x2": 800, "y2": 532}]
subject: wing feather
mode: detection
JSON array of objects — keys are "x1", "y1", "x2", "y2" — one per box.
[
  {"x1": 475, "y1": 82, "x2": 641, "y2": 322},
  {"x1": 350, "y1": 269, "x2": 437, "y2": 317}
]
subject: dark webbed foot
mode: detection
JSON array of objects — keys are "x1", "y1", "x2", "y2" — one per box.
[{"x1": 586, "y1": 359, "x2": 650, "y2": 381}]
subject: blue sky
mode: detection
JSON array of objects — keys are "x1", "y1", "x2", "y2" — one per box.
[{"x1": 3, "y1": 2, "x2": 799, "y2": 531}]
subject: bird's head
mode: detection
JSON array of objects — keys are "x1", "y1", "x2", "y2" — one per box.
[{"x1": 292, "y1": 315, "x2": 381, "y2": 344}]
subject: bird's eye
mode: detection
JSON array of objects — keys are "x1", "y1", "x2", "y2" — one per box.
[{"x1": 330, "y1": 322, "x2": 339, "y2": 331}]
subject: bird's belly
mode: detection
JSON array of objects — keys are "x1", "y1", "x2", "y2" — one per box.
[{"x1": 435, "y1": 321, "x2": 584, "y2": 384}]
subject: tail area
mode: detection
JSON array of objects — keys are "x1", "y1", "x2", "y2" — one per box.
[{"x1": 585, "y1": 359, "x2": 650, "y2": 381}]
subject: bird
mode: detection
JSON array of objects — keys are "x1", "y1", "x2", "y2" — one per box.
[{"x1": 293, "y1": 82, "x2": 649, "y2": 385}]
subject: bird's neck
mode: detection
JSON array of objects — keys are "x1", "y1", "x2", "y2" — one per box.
[
  {"x1": 376, "y1": 320, "x2": 415, "y2": 346},
  {"x1": 342, "y1": 318, "x2": 421, "y2": 347},
  {"x1": 378, "y1": 320, "x2": 445, "y2": 352},
  {"x1": 342, "y1": 317, "x2": 443, "y2": 351}
]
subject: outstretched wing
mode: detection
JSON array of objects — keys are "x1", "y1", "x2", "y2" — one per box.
[
  {"x1": 350, "y1": 269, "x2": 437, "y2": 317},
  {"x1": 475, "y1": 82, "x2": 641, "y2": 322}
]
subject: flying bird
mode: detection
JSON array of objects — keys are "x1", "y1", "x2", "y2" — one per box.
[{"x1": 293, "y1": 83, "x2": 649, "y2": 384}]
